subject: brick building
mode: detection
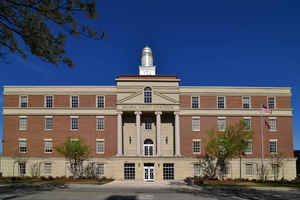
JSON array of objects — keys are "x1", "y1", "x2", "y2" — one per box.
[{"x1": 0, "y1": 47, "x2": 296, "y2": 181}]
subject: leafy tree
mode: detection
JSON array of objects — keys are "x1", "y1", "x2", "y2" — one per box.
[
  {"x1": 55, "y1": 137, "x2": 90, "y2": 178},
  {"x1": 205, "y1": 120, "x2": 254, "y2": 179},
  {"x1": 0, "y1": 0, "x2": 104, "y2": 67}
]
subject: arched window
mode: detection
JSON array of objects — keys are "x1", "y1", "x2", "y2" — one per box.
[
  {"x1": 144, "y1": 87, "x2": 152, "y2": 103},
  {"x1": 144, "y1": 139, "x2": 154, "y2": 156}
]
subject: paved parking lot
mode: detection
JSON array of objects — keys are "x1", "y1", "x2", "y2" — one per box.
[{"x1": 0, "y1": 181, "x2": 300, "y2": 200}]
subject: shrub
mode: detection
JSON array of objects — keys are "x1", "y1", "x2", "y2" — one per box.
[{"x1": 193, "y1": 177, "x2": 204, "y2": 185}]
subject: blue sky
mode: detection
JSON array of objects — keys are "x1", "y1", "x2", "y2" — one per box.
[{"x1": 1, "y1": 0, "x2": 300, "y2": 151}]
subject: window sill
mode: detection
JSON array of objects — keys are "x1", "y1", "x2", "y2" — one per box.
[
  {"x1": 244, "y1": 152, "x2": 253, "y2": 155},
  {"x1": 192, "y1": 130, "x2": 200, "y2": 132},
  {"x1": 192, "y1": 152, "x2": 201, "y2": 154},
  {"x1": 96, "y1": 152, "x2": 104, "y2": 154},
  {"x1": 70, "y1": 129, "x2": 78, "y2": 131},
  {"x1": 44, "y1": 129, "x2": 53, "y2": 131},
  {"x1": 269, "y1": 130, "x2": 277, "y2": 132},
  {"x1": 96, "y1": 129, "x2": 104, "y2": 131},
  {"x1": 44, "y1": 152, "x2": 53, "y2": 154}
]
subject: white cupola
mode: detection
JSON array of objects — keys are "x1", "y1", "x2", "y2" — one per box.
[{"x1": 139, "y1": 46, "x2": 156, "y2": 75}]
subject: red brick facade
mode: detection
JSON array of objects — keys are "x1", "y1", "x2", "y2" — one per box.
[{"x1": 2, "y1": 93, "x2": 293, "y2": 159}]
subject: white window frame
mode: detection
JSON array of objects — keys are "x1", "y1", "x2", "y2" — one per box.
[
  {"x1": 96, "y1": 163, "x2": 104, "y2": 176},
  {"x1": 245, "y1": 139, "x2": 253, "y2": 154},
  {"x1": 192, "y1": 117, "x2": 200, "y2": 131},
  {"x1": 20, "y1": 95, "x2": 28, "y2": 108},
  {"x1": 96, "y1": 96, "x2": 105, "y2": 108},
  {"x1": 70, "y1": 95, "x2": 79, "y2": 108},
  {"x1": 242, "y1": 96, "x2": 251, "y2": 109},
  {"x1": 217, "y1": 117, "x2": 226, "y2": 132},
  {"x1": 243, "y1": 117, "x2": 251, "y2": 130},
  {"x1": 245, "y1": 163, "x2": 254, "y2": 176},
  {"x1": 44, "y1": 162, "x2": 52, "y2": 175},
  {"x1": 268, "y1": 117, "x2": 277, "y2": 132},
  {"x1": 19, "y1": 139, "x2": 27, "y2": 153},
  {"x1": 268, "y1": 96, "x2": 276, "y2": 110},
  {"x1": 44, "y1": 139, "x2": 53, "y2": 154},
  {"x1": 70, "y1": 116, "x2": 79, "y2": 130},
  {"x1": 192, "y1": 139, "x2": 201, "y2": 154},
  {"x1": 193, "y1": 163, "x2": 201, "y2": 177},
  {"x1": 217, "y1": 96, "x2": 226, "y2": 109},
  {"x1": 96, "y1": 140, "x2": 104, "y2": 154},
  {"x1": 191, "y1": 96, "x2": 200, "y2": 109},
  {"x1": 44, "y1": 116, "x2": 53, "y2": 131},
  {"x1": 269, "y1": 139, "x2": 278, "y2": 154},
  {"x1": 19, "y1": 162, "x2": 26, "y2": 176},
  {"x1": 144, "y1": 87, "x2": 152, "y2": 104},
  {"x1": 44, "y1": 95, "x2": 54, "y2": 108},
  {"x1": 96, "y1": 116, "x2": 104, "y2": 130},
  {"x1": 19, "y1": 116, "x2": 27, "y2": 131}
]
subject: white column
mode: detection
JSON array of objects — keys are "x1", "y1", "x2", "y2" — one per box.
[
  {"x1": 117, "y1": 112, "x2": 123, "y2": 156},
  {"x1": 135, "y1": 111, "x2": 142, "y2": 156},
  {"x1": 155, "y1": 111, "x2": 162, "y2": 156},
  {"x1": 174, "y1": 111, "x2": 181, "y2": 156}
]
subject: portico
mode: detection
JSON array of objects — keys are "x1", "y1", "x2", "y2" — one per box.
[{"x1": 116, "y1": 110, "x2": 181, "y2": 157}]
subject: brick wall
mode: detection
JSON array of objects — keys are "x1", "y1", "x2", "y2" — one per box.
[
  {"x1": 180, "y1": 95, "x2": 291, "y2": 109},
  {"x1": 2, "y1": 115, "x2": 117, "y2": 157},
  {"x1": 180, "y1": 116, "x2": 294, "y2": 158}
]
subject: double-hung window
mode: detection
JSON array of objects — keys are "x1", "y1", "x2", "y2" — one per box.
[
  {"x1": 19, "y1": 162, "x2": 26, "y2": 176},
  {"x1": 192, "y1": 140, "x2": 201, "y2": 154},
  {"x1": 19, "y1": 140, "x2": 27, "y2": 153},
  {"x1": 96, "y1": 164, "x2": 104, "y2": 176},
  {"x1": 242, "y1": 96, "x2": 251, "y2": 109},
  {"x1": 19, "y1": 116, "x2": 27, "y2": 131},
  {"x1": 97, "y1": 96, "x2": 105, "y2": 108},
  {"x1": 44, "y1": 163, "x2": 52, "y2": 175},
  {"x1": 245, "y1": 140, "x2": 253, "y2": 154},
  {"x1": 269, "y1": 118, "x2": 277, "y2": 131},
  {"x1": 96, "y1": 117, "x2": 104, "y2": 130},
  {"x1": 217, "y1": 96, "x2": 225, "y2": 109},
  {"x1": 71, "y1": 96, "x2": 79, "y2": 108},
  {"x1": 145, "y1": 119, "x2": 152, "y2": 130},
  {"x1": 192, "y1": 96, "x2": 199, "y2": 108},
  {"x1": 244, "y1": 118, "x2": 251, "y2": 130},
  {"x1": 45, "y1": 116, "x2": 53, "y2": 130},
  {"x1": 45, "y1": 96, "x2": 53, "y2": 108},
  {"x1": 246, "y1": 163, "x2": 254, "y2": 176},
  {"x1": 44, "y1": 140, "x2": 53, "y2": 153},
  {"x1": 20, "y1": 96, "x2": 28, "y2": 108},
  {"x1": 269, "y1": 140, "x2": 277, "y2": 153},
  {"x1": 193, "y1": 164, "x2": 201, "y2": 177},
  {"x1": 144, "y1": 87, "x2": 152, "y2": 103},
  {"x1": 192, "y1": 117, "x2": 200, "y2": 131},
  {"x1": 71, "y1": 116, "x2": 78, "y2": 130},
  {"x1": 217, "y1": 118, "x2": 226, "y2": 131},
  {"x1": 268, "y1": 97, "x2": 275, "y2": 110},
  {"x1": 96, "y1": 140, "x2": 104, "y2": 154}
]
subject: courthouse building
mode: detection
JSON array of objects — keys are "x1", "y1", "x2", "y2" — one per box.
[{"x1": 0, "y1": 47, "x2": 297, "y2": 181}]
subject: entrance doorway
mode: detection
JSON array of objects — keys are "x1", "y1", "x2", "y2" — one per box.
[{"x1": 144, "y1": 163, "x2": 155, "y2": 181}]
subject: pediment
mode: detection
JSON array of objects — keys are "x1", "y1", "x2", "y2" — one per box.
[{"x1": 118, "y1": 89, "x2": 179, "y2": 105}]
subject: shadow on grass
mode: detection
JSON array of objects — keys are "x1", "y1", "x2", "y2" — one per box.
[
  {"x1": 175, "y1": 186, "x2": 300, "y2": 200},
  {"x1": 0, "y1": 182, "x2": 67, "y2": 199}
]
